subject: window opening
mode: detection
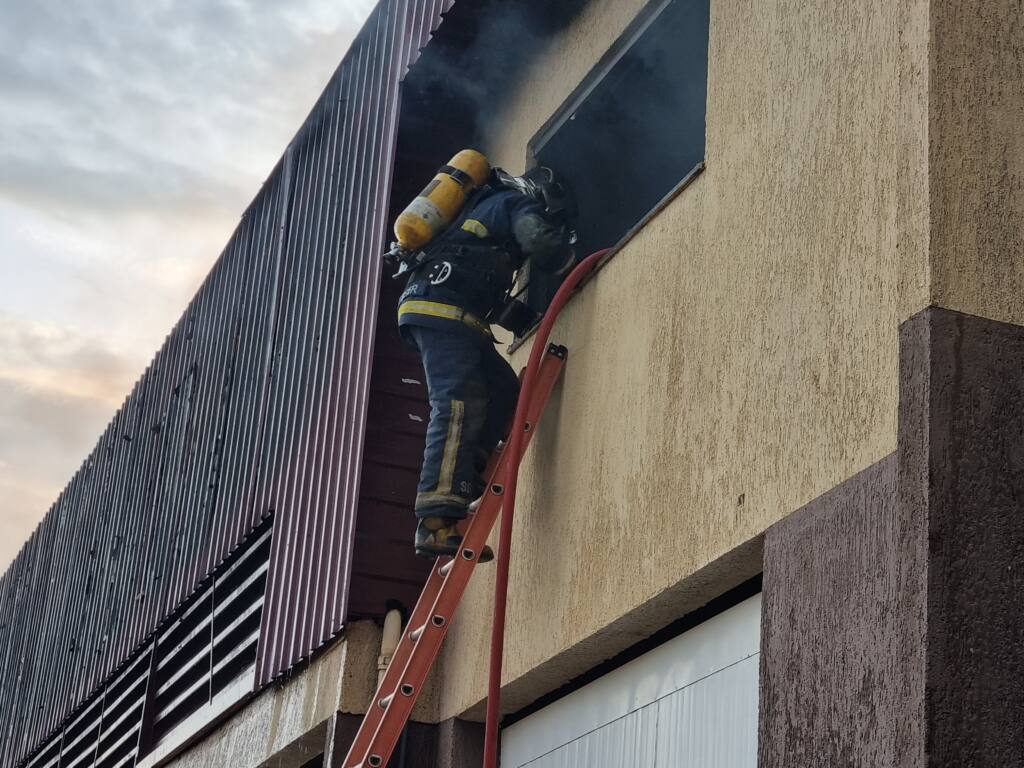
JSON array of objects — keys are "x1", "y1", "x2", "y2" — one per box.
[{"x1": 525, "y1": 0, "x2": 710, "y2": 315}]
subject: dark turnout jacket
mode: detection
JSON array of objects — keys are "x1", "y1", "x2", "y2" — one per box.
[{"x1": 397, "y1": 186, "x2": 572, "y2": 339}]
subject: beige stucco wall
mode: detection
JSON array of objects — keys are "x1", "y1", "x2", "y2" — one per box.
[
  {"x1": 431, "y1": 0, "x2": 936, "y2": 720},
  {"x1": 929, "y1": 0, "x2": 1024, "y2": 324}
]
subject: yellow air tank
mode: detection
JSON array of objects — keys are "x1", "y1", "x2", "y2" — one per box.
[{"x1": 394, "y1": 149, "x2": 490, "y2": 251}]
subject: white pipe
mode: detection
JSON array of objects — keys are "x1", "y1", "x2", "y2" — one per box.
[{"x1": 377, "y1": 608, "x2": 402, "y2": 686}]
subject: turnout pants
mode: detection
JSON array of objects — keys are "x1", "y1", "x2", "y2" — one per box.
[{"x1": 405, "y1": 324, "x2": 520, "y2": 520}]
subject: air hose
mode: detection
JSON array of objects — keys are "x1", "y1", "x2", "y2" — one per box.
[{"x1": 482, "y1": 248, "x2": 611, "y2": 767}]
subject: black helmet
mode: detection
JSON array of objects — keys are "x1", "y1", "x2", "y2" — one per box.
[
  {"x1": 524, "y1": 166, "x2": 578, "y2": 225},
  {"x1": 494, "y1": 166, "x2": 578, "y2": 225}
]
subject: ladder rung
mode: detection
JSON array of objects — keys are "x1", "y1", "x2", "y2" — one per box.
[
  {"x1": 438, "y1": 559, "x2": 455, "y2": 576},
  {"x1": 378, "y1": 693, "x2": 394, "y2": 709},
  {"x1": 409, "y1": 624, "x2": 425, "y2": 642}
]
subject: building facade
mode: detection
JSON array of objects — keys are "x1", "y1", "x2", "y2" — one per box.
[{"x1": 3, "y1": 0, "x2": 1023, "y2": 766}]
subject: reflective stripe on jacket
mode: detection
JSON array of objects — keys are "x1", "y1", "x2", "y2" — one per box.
[
  {"x1": 397, "y1": 299, "x2": 490, "y2": 336},
  {"x1": 397, "y1": 187, "x2": 570, "y2": 336}
]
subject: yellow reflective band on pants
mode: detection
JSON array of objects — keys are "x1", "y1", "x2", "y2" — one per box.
[
  {"x1": 437, "y1": 400, "x2": 463, "y2": 496},
  {"x1": 415, "y1": 491, "x2": 474, "y2": 509},
  {"x1": 398, "y1": 300, "x2": 490, "y2": 335},
  {"x1": 416, "y1": 398, "x2": 468, "y2": 512}
]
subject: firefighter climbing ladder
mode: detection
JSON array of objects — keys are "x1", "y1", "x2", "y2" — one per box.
[{"x1": 341, "y1": 343, "x2": 569, "y2": 768}]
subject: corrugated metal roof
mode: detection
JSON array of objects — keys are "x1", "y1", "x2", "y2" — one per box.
[
  {"x1": 252, "y1": 0, "x2": 457, "y2": 688},
  {"x1": 0, "y1": 1, "x2": 452, "y2": 764}
]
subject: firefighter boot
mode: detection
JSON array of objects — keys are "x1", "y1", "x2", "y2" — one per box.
[{"x1": 414, "y1": 516, "x2": 494, "y2": 562}]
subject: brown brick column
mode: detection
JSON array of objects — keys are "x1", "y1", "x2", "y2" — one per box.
[{"x1": 905, "y1": 308, "x2": 1024, "y2": 764}]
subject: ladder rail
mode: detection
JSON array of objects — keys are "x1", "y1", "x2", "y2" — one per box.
[
  {"x1": 341, "y1": 403, "x2": 514, "y2": 764},
  {"x1": 343, "y1": 560, "x2": 446, "y2": 761},
  {"x1": 341, "y1": 345, "x2": 567, "y2": 768}
]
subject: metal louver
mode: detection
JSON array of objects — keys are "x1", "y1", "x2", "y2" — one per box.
[{"x1": 17, "y1": 522, "x2": 272, "y2": 768}]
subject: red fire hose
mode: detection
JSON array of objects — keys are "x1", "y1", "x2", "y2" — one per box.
[{"x1": 482, "y1": 248, "x2": 612, "y2": 767}]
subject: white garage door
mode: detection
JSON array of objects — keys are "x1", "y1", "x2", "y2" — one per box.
[{"x1": 501, "y1": 594, "x2": 760, "y2": 768}]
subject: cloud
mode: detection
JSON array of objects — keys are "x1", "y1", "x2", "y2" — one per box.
[
  {"x1": 0, "y1": 314, "x2": 139, "y2": 405},
  {"x1": 0, "y1": 0, "x2": 377, "y2": 572},
  {"x1": 0, "y1": 340, "x2": 127, "y2": 572},
  {"x1": 0, "y1": 0, "x2": 375, "y2": 218}
]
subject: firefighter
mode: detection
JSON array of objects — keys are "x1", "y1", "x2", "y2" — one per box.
[{"x1": 394, "y1": 164, "x2": 576, "y2": 558}]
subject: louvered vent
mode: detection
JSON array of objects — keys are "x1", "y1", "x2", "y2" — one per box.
[
  {"x1": 16, "y1": 522, "x2": 271, "y2": 768},
  {"x1": 149, "y1": 524, "x2": 270, "y2": 743}
]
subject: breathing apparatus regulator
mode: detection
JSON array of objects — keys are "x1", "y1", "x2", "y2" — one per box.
[{"x1": 384, "y1": 150, "x2": 576, "y2": 334}]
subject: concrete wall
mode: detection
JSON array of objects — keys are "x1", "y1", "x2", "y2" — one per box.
[{"x1": 433, "y1": 0, "x2": 934, "y2": 720}]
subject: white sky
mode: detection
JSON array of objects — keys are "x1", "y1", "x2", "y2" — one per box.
[{"x1": 0, "y1": 0, "x2": 378, "y2": 572}]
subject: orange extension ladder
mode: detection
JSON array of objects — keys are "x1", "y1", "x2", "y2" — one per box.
[{"x1": 341, "y1": 343, "x2": 568, "y2": 768}]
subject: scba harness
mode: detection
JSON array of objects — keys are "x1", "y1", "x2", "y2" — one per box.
[
  {"x1": 388, "y1": 154, "x2": 575, "y2": 336},
  {"x1": 401, "y1": 232, "x2": 531, "y2": 334}
]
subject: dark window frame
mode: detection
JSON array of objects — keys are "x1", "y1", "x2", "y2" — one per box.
[
  {"x1": 509, "y1": 0, "x2": 709, "y2": 349},
  {"x1": 527, "y1": 0, "x2": 681, "y2": 165}
]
